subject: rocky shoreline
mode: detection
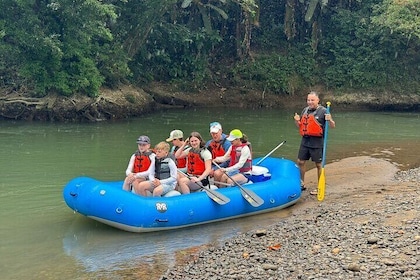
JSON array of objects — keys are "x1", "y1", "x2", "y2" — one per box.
[{"x1": 161, "y1": 157, "x2": 419, "y2": 280}]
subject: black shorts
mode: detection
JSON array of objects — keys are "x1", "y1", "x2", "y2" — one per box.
[{"x1": 298, "y1": 145, "x2": 323, "y2": 163}]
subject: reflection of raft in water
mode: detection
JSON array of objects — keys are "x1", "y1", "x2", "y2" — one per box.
[
  {"x1": 62, "y1": 157, "x2": 301, "y2": 233},
  {"x1": 63, "y1": 217, "x2": 240, "y2": 272}
]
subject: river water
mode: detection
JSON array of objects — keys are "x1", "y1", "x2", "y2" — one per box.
[{"x1": 1, "y1": 108, "x2": 419, "y2": 279}]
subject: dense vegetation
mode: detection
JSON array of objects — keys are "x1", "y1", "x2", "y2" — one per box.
[{"x1": 1, "y1": 0, "x2": 419, "y2": 97}]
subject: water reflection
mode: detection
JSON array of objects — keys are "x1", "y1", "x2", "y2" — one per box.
[{"x1": 63, "y1": 208, "x2": 292, "y2": 274}]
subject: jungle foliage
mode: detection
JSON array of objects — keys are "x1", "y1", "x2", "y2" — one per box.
[{"x1": 1, "y1": 0, "x2": 419, "y2": 97}]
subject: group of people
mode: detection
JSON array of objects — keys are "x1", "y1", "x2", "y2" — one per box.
[
  {"x1": 122, "y1": 122, "x2": 253, "y2": 197},
  {"x1": 123, "y1": 90, "x2": 335, "y2": 197}
]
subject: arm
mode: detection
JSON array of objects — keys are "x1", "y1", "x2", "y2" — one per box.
[
  {"x1": 200, "y1": 159, "x2": 212, "y2": 180},
  {"x1": 148, "y1": 160, "x2": 156, "y2": 181},
  {"x1": 213, "y1": 146, "x2": 232, "y2": 163},
  {"x1": 175, "y1": 141, "x2": 189, "y2": 158},
  {"x1": 125, "y1": 154, "x2": 136, "y2": 176},
  {"x1": 225, "y1": 145, "x2": 251, "y2": 172},
  {"x1": 191, "y1": 150, "x2": 212, "y2": 182},
  {"x1": 294, "y1": 113, "x2": 301, "y2": 128},
  {"x1": 294, "y1": 108, "x2": 306, "y2": 128}
]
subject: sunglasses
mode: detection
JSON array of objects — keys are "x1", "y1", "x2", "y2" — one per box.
[{"x1": 209, "y1": 122, "x2": 220, "y2": 128}]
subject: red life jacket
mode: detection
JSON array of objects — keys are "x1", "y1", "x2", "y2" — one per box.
[
  {"x1": 207, "y1": 138, "x2": 227, "y2": 159},
  {"x1": 299, "y1": 107, "x2": 323, "y2": 137},
  {"x1": 229, "y1": 142, "x2": 252, "y2": 173},
  {"x1": 173, "y1": 146, "x2": 187, "y2": 168},
  {"x1": 133, "y1": 150, "x2": 153, "y2": 173},
  {"x1": 187, "y1": 149, "x2": 206, "y2": 175}
]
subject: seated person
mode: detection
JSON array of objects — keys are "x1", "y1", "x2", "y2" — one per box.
[
  {"x1": 166, "y1": 129, "x2": 189, "y2": 173},
  {"x1": 175, "y1": 132, "x2": 212, "y2": 194},
  {"x1": 122, "y1": 135, "x2": 155, "y2": 191},
  {"x1": 205, "y1": 122, "x2": 231, "y2": 176},
  {"x1": 134, "y1": 142, "x2": 177, "y2": 197},
  {"x1": 213, "y1": 129, "x2": 252, "y2": 187}
]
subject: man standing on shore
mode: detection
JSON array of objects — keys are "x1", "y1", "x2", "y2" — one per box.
[{"x1": 294, "y1": 91, "x2": 335, "y2": 195}]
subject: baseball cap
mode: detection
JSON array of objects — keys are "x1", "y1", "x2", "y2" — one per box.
[
  {"x1": 209, "y1": 122, "x2": 222, "y2": 133},
  {"x1": 166, "y1": 129, "x2": 183, "y2": 142},
  {"x1": 136, "y1": 135, "x2": 150, "y2": 144},
  {"x1": 226, "y1": 129, "x2": 243, "y2": 141}
]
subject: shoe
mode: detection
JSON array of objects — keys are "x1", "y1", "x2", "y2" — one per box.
[
  {"x1": 300, "y1": 180, "x2": 307, "y2": 191},
  {"x1": 310, "y1": 189, "x2": 318, "y2": 195}
]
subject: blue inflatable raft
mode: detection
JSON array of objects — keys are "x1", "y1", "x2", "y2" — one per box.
[{"x1": 63, "y1": 157, "x2": 301, "y2": 232}]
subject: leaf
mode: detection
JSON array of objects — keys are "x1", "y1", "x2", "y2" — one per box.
[
  {"x1": 205, "y1": 4, "x2": 229, "y2": 20},
  {"x1": 268, "y1": 243, "x2": 282, "y2": 251},
  {"x1": 305, "y1": 0, "x2": 319, "y2": 22},
  {"x1": 181, "y1": 0, "x2": 193, "y2": 9},
  {"x1": 181, "y1": 0, "x2": 192, "y2": 9}
]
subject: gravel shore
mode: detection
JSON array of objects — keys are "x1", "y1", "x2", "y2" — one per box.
[{"x1": 161, "y1": 157, "x2": 419, "y2": 280}]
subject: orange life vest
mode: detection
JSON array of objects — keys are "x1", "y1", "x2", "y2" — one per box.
[
  {"x1": 187, "y1": 149, "x2": 206, "y2": 175},
  {"x1": 229, "y1": 142, "x2": 252, "y2": 173},
  {"x1": 207, "y1": 138, "x2": 227, "y2": 159},
  {"x1": 173, "y1": 146, "x2": 187, "y2": 168},
  {"x1": 299, "y1": 107, "x2": 323, "y2": 137},
  {"x1": 133, "y1": 150, "x2": 153, "y2": 173}
]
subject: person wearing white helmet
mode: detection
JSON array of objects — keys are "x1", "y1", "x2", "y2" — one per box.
[{"x1": 205, "y1": 121, "x2": 231, "y2": 175}]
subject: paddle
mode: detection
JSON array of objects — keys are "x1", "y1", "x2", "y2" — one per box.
[
  {"x1": 317, "y1": 102, "x2": 331, "y2": 201},
  {"x1": 212, "y1": 162, "x2": 264, "y2": 207},
  {"x1": 254, "y1": 140, "x2": 286, "y2": 166},
  {"x1": 177, "y1": 170, "x2": 230, "y2": 205}
]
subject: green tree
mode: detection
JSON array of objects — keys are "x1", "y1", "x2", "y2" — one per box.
[
  {"x1": 372, "y1": 0, "x2": 420, "y2": 40},
  {"x1": 1, "y1": 0, "x2": 123, "y2": 97},
  {"x1": 1, "y1": 0, "x2": 419, "y2": 98}
]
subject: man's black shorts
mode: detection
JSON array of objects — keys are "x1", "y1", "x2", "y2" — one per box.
[{"x1": 298, "y1": 145, "x2": 322, "y2": 162}]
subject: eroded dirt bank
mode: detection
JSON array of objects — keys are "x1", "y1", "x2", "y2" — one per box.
[{"x1": 1, "y1": 84, "x2": 419, "y2": 121}]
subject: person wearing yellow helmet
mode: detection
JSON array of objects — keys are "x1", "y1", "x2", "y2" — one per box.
[{"x1": 212, "y1": 129, "x2": 252, "y2": 187}]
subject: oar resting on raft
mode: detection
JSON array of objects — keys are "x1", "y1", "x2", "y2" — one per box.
[
  {"x1": 212, "y1": 162, "x2": 264, "y2": 207},
  {"x1": 177, "y1": 170, "x2": 230, "y2": 205},
  {"x1": 254, "y1": 140, "x2": 286, "y2": 166}
]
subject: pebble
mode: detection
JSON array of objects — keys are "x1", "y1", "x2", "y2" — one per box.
[{"x1": 161, "y1": 168, "x2": 419, "y2": 280}]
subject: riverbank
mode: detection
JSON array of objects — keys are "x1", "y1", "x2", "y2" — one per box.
[
  {"x1": 162, "y1": 156, "x2": 419, "y2": 279},
  {"x1": 1, "y1": 83, "x2": 419, "y2": 121}
]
